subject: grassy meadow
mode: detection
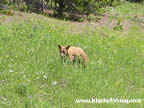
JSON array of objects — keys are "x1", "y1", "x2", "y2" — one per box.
[{"x1": 0, "y1": 2, "x2": 144, "y2": 108}]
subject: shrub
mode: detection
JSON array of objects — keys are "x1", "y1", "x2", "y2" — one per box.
[
  {"x1": 0, "y1": 9, "x2": 14, "y2": 16},
  {"x1": 19, "y1": 2, "x2": 28, "y2": 12},
  {"x1": 79, "y1": 0, "x2": 124, "y2": 15},
  {"x1": 0, "y1": 0, "x2": 10, "y2": 5},
  {"x1": 87, "y1": 14, "x2": 101, "y2": 22},
  {"x1": 114, "y1": 18, "x2": 123, "y2": 31},
  {"x1": 127, "y1": 0, "x2": 144, "y2": 2}
]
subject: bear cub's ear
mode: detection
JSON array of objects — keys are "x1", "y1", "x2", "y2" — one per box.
[
  {"x1": 66, "y1": 45, "x2": 70, "y2": 50},
  {"x1": 58, "y1": 45, "x2": 61, "y2": 49}
]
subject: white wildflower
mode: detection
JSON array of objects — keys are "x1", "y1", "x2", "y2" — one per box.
[
  {"x1": 36, "y1": 77, "x2": 40, "y2": 79},
  {"x1": 52, "y1": 81, "x2": 57, "y2": 85},
  {"x1": 2, "y1": 80, "x2": 5, "y2": 82},
  {"x1": 43, "y1": 92, "x2": 47, "y2": 95},
  {"x1": 1, "y1": 97, "x2": 7, "y2": 101},
  {"x1": 10, "y1": 59, "x2": 14, "y2": 61},
  {"x1": 24, "y1": 75, "x2": 26, "y2": 78},
  {"x1": 40, "y1": 71, "x2": 44, "y2": 74},
  {"x1": 20, "y1": 72, "x2": 24, "y2": 74},
  {"x1": 9, "y1": 70, "x2": 13, "y2": 72},
  {"x1": 43, "y1": 76, "x2": 47, "y2": 79},
  {"x1": 2, "y1": 102, "x2": 6, "y2": 104},
  {"x1": 27, "y1": 79, "x2": 30, "y2": 82},
  {"x1": 8, "y1": 65, "x2": 11, "y2": 67},
  {"x1": 3, "y1": 98, "x2": 7, "y2": 101}
]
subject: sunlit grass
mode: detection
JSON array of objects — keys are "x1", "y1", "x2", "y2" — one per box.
[{"x1": 0, "y1": 2, "x2": 144, "y2": 108}]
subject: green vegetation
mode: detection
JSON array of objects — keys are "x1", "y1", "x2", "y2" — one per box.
[
  {"x1": 0, "y1": 0, "x2": 124, "y2": 16},
  {"x1": 0, "y1": 1, "x2": 144, "y2": 108}
]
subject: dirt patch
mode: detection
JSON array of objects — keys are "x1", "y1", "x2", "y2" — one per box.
[
  {"x1": 122, "y1": 19, "x2": 132, "y2": 31},
  {"x1": 99, "y1": 15, "x2": 117, "y2": 28}
]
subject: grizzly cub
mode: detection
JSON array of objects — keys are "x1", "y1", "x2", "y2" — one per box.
[{"x1": 58, "y1": 45, "x2": 87, "y2": 65}]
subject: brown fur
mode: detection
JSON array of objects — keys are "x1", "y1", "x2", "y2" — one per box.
[{"x1": 58, "y1": 45, "x2": 87, "y2": 64}]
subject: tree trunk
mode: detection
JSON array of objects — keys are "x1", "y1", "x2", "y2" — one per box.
[
  {"x1": 58, "y1": 0, "x2": 64, "y2": 16},
  {"x1": 13, "y1": 0, "x2": 15, "y2": 4},
  {"x1": 51, "y1": 0, "x2": 53, "y2": 8},
  {"x1": 53, "y1": 0, "x2": 57, "y2": 9},
  {"x1": 42, "y1": 0, "x2": 45, "y2": 12}
]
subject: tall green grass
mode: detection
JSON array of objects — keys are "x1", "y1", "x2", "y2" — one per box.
[{"x1": 0, "y1": 3, "x2": 144, "y2": 108}]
